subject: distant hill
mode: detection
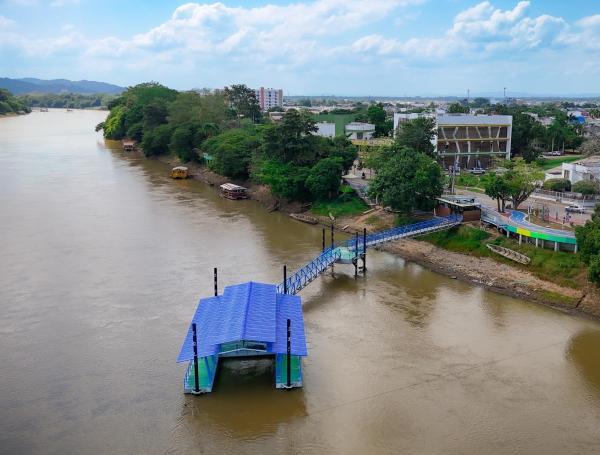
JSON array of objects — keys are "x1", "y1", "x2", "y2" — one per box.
[{"x1": 0, "y1": 77, "x2": 125, "y2": 95}]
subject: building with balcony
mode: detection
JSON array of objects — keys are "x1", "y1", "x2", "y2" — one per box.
[
  {"x1": 255, "y1": 87, "x2": 283, "y2": 111},
  {"x1": 436, "y1": 114, "x2": 512, "y2": 170}
]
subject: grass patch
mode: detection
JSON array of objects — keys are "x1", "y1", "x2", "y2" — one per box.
[
  {"x1": 537, "y1": 290, "x2": 579, "y2": 307},
  {"x1": 421, "y1": 224, "x2": 586, "y2": 288},
  {"x1": 421, "y1": 225, "x2": 491, "y2": 255},
  {"x1": 536, "y1": 155, "x2": 582, "y2": 171},
  {"x1": 311, "y1": 187, "x2": 368, "y2": 218}
]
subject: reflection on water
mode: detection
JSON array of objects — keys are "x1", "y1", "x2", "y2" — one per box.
[
  {"x1": 1, "y1": 110, "x2": 600, "y2": 455},
  {"x1": 567, "y1": 330, "x2": 600, "y2": 399}
]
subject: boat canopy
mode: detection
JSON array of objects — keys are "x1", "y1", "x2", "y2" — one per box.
[{"x1": 177, "y1": 282, "x2": 307, "y2": 362}]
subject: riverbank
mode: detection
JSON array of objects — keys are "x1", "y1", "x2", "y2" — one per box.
[
  {"x1": 133, "y1": 148, "x2": 600, "y2": 320},
  {"x1": 378, "y1": 237, "x2": 600, "y2": 319}
]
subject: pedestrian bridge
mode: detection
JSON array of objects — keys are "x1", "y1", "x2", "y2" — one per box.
[{"x1": 178, "y1": 214, "x2": 462, "y2": 394}]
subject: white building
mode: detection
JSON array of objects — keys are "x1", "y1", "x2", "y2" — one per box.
[
  {"x1": 255, "y1": 87, "x2": 283, "y2": 111},
  {"x1": 315, "y1": 122, "x2": 336, "y2": 138},
  {"x1": 345, "y1": 122, "x2": 375, "y2": 140},
  {"x1": 561, "y1": 156, "x2": 600, "y2": 184}
]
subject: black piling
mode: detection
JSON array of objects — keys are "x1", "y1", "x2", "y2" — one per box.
[
  {"x1": 330, "y1": 223, "x2": 334, "y2": 247},
  {"x1": 354, "y1": 231, "x2": 358, "y2": 277},
  {"x1": 192, "y1": 323, "x2": 200, "y2": 393},
  {"x1": 213, "y1": 267, "x2": 218, "y2": 297},
  {"x1": 286, "y1": 318, "x2": 291, "y2": 388},
  {"x1": 363, "y1": 227, "x2": 367, "y2": 274},
  {"x1": 322, "y1": 227, "x2": 325, "y2": 251},
  {"x1": 283, "y1": 265, "x2": 288, "y2": 294}
]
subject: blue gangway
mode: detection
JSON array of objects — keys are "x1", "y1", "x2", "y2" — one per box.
[{"x1": 277, "y1": 214, "x2": 462, "y2": 295}]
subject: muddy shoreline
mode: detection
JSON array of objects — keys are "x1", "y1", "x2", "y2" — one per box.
[{"x1": 142, "y1": 151, "x2": 600, "y2": 320}]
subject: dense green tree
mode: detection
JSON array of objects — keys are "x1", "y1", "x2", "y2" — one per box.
[
  {"x1": 262, "y1": 109, "x2": 318, "y2": 165},
  {"x1": 447, "y1": 103, "x2": 469, "y2": 114},
  {"x1": 368, "y1": 148, "x2": 443, "y2": 212},
  {"x1": 575, "y1": 206, "x2": 600, "y2": 284},
  {"x1": 255, "y1": 161, "x2": 311, "y2": 201},
  {"x1": 484, "y1": 173, "x2": 511, "y2": 212},
  {"x1": 0, "y1": 89, "x2": 31, "y2": 114},
  {"x1": 142, "y1": 101, "x2": 168, "y2": 130},
  {"x1": 103, "y1": 105, "x2": 126, "y2": 139},
  {"x1": 572, "y1": 180, "x2": 599, "y2": 195},
  {"x1": 126, "y1": 123, "x2": 144, "y2": 142},
  {"x1": 305, "y1": 158, "x2": 344, "y2": 200},
  {"x1": 140, "y1": 124, "x2": 172, "y2": 157},
  {"x1": 204, "y1": 128, "x2": 260, "y2": 179},
  {"x1": 168, "y1": 90, "x2": 228, "y2": 127},
  {"x1": 223, "y1": 84, "x2": 261, "y2": 122},
  {"x1": 543, "y1": 178, "x2": 571, "y2": 192},
  {"x1": 169, "y1": 124, "x2": 197, "y2": 162},
  {"x1": 589, "y1": 108, "x2": 600, "y2": 119},
  {"x1": 367, "y1": 103, "x2": 392, "y2": 137},
  {"x1": 503, "y1": 160, "x2": 543, "y2": 209},
  {"x1": 326, "y1": 136, "x2": 358, "y2": 171},
  {"x1": 471, "y1": 97, "x2": 490, "y2": 108},
  {"x1": 394, "y1": 117, "x2": 436, "y2": 157}
]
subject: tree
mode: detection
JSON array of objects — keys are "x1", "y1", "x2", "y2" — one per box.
[
  {"x1": 484, "y1": 173, "x2": 511, "y2": 212},
  {"x1": 170, "y1": 123, "x2": 197, "y2": 162},
  {"x1": 305, "y1": 158, "x2": 344, "y2": 200},
  {"x1": 575, "y1": 206, "x2": 600, "y2": 285},
  {"x1": 327, "y1": 136, "x2": 358, "y2": 172},
  {"x1": 543, "y1": 178, "x2": 571, "y2": 192},
  {"x1": 142, "y1": 101, "x2": 168, "y2": 130},
  {"x1": 503, "y1": 160, "x2": 543, "y2": 209},
  {"x1": 255, "y1": 160, "x2": 311, "y2": 201},
  {"x1": 394, "y1": 117, "x2": 436, "y2": 157},
  {"x1": 471, "y1": 97, "x2": 490, "y2": 108},
  {"x1": 447, "y1": 103, "x2": 469, "y2": 114},
  {"x1": 262, "y1": 109, "x2": 318, "y2": 165},
  {"x1": 367, "y1": 103, "x2": 392, "y2": 137},
  {"x1": 572, "y1": 180, "x2": 600, "y2": 195},
  {"x1": 140, "y1": 124, "x2": 172, "y2": 157},
  {"x1": 589, "y1": 108, "x2": 600, "y2": 119},
  {"x1": 367, "y1": 148, "x2": 443, "y2": 212},
  {"x1": 223, "y1": 84, "x2": 261, "y2": 122},
  {"x1": 204, "y1": 128, "x2": 260, "y2": 179},
  {"x1": 579, "y1": 138, "x2": 600, "y2": 156}
]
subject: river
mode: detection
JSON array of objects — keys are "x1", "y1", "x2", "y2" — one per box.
[{"x1": 1, "y1": 110, "x2": 599, "y2": 454}]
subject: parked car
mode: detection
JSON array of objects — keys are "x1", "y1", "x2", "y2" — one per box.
[
  {"x1": 565, "y1": 205, "x2": 586, "y2": 214},
  {"x1": 469, "y1": 167, "x2": 485, "y2": 175}
]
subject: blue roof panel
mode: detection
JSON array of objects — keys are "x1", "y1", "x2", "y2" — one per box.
[{"x1": 177, "y1": 282, "x2": 305, "y2": 362}]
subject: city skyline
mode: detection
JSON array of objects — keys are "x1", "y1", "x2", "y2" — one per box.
[{"x1": 0, "y1": 0, "x2": 599, "y2": 96}]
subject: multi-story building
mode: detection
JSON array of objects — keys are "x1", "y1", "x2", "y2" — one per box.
[
  {"x1": 255, "y1": 87, "x2": 283, "y2": 111},
  {"x1": 436, "y1": 114, "x2": 512, "y2": 170},
  {"x1": 345, "y1": 122, "x2": 375, "y2": 140}
]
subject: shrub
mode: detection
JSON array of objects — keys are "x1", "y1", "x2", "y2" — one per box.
[
  {"x1": 572, "y1": 180, "x2": 599, "y2": 195},
  {"x1": 543, "y1": 178, "x2": 571, "y2": 192}
]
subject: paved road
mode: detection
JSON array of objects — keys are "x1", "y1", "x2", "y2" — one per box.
[{"x1": 456, "y1": 188, "x2": 592, "y2": 227}]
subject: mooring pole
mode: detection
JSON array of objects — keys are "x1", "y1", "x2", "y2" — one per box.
[
  {"x1": 363, "y1": 227, "x2": 367, "y2": 274},
  {"x1": 213, "y1": 267, "x2": 218, "y2": 297},
  {"x1": 330, "y1": 224, "x2": 334, "y2": 247},
  {"x1": 322, "y1": 227, "x2": 325, "y2": 251},
  {"x1": 283, "y1": 265, "x2": 287, "y2": 294},
  {"x1": 192, "y1": 323, "x2": 200, "y2": 393},
  {"x1": 354, "y1": 232, "x2": 358, "y2": 277},
  {"x1": 286, "y1": 318, "x2": 291, "y2": 388}
]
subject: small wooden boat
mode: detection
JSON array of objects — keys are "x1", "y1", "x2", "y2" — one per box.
[
  {"x1": 486, "y1": 243, "x2": 531, "y2": 265},
  {"x1": 122, "y1": 140, "x2": 136, "y2": 152},
  {"x1": 170, "y1": 166, "x2": 189, "y2": 179},
  {"x1": 290, "y1": 213, "x2": 318, "y2": 225},
  {"x1": 220, "y1": 183, "x2": 248, "y2": 199}
]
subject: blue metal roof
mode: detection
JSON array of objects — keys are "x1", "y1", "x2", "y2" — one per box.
[{"x1": 177, "y1": 282, "x2": 307, "y2": 362}]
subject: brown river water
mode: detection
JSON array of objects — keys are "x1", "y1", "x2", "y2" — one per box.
[{"x1": 1, "y1": 110, "x2": 599, "y2": 454}]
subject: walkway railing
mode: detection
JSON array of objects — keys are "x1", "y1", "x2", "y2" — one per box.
[{"x1": 277, "y1": 215, "x2": 462, "y2": 295}]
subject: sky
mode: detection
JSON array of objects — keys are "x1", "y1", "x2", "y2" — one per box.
[{"x1": 0, "y1": 0, "x2": 599, "y2": 96}]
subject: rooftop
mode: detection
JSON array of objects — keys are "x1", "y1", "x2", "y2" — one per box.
[{"x1": 437, "y1": 114, "x2": 512, "y2": 126}]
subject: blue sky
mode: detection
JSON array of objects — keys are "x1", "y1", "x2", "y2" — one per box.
[{"x1": 0, "y1": 0, "x2": 598, "y2": 96}]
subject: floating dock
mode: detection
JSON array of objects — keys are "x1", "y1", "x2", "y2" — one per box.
[{"x1": 178, "y1": 281, "x2": 307, "y2": 394}]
